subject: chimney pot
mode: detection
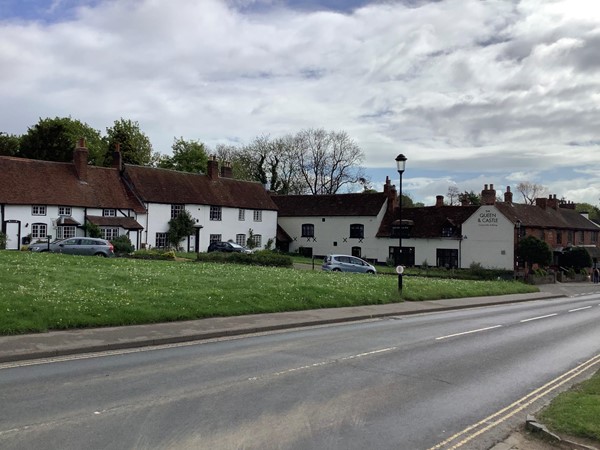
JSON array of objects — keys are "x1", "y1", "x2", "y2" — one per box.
[
  {"x1": 73, "y1": 139, "x2": 89, "y2": 181},
  {"x1": 436, "y1": 195, "x2": 444, "y2": 207}
]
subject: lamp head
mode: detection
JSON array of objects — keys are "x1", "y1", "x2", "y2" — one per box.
[{"x1": 395, "y1": 154, "x2": 407, "y2": 173}]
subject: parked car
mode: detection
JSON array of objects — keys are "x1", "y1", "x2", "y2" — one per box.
[
  {"x1": 28, "y1": 237, "x2": 115, "y2": 257},
  {"x1": 322, "y1": 254, "x2": 377, "y2": 274},
  {"x1": 207, "y1": 241, "x2": 251, "y2": 253}
]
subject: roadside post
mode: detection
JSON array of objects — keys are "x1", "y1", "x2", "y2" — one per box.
[{"x1": 396, "y1": 265, "x2": 404, "y2": 292}]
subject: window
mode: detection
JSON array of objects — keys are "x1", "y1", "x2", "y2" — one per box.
[
  {"x1": 58, "y1": 206, "x2": 72, "y2": 216},
  {"x1": 57, "y1": 226, "x2": 76, "y2": 240},
  {"x1": 349, "y1": 224, "x2": 364, "y2": 239},
  {"x1": 568, "y1": 230, "x2": 574, "y2": 244},
  {"x1": 592, "y1": 231, "x2": 598, "y2": 244},
  {"x1": 556, "y1": 231, "x2": 562, "y2": 245},
  {"x1": 252, "y1": 234, "x2": 262, "y2": 248},
  {"x1": 239, "y1": 209, "x2": 246, "y2": 221},
  {"x1": 236, "y1": 234, "x2": 246, "y2": 246},
  {"x1": 351, "y1": 246, "x2": 361, "y2": 258},
  {"x1": 579, "y1": 231, "x2": 585, "y2": 244},
  {"x1": 210, "y1": 206, "x2": 222, "y2": 221},
  {"x1": 539, "y1": 229, "x2": 545, "y2": 240},
  {"x1": 155, "y1": 232, "x2": 168, "y2": 249},
  {"x1": 301, "y1": 224, "x2": 314, "y2": 238},
  {"x1": 102, "y1": 227, "x2": 119, "y2": 241},
  {"x1": 171, "y1": 204, "x2": 184, "y2": 219},
  {"x1": 389, "y1": 246, "x2": 415, "y2": 266},
  {"x1": 210, "y1": 234, "x2": 222, "y2": 243},
  {"x1": 441, "y1": 226, "x2": 454, "y2": 238},
  {"x1": 253, "y1": 210, "x2": 262, "y2": 222},
  {"x1": 31, "y1": 223, "x2": 47, "y2": 239},
  {"x1": 32, "y1": 205, "x2": 46, "y2": 216},
  {"x1": 437, "y1": 249, "x2": 459, "y2": 269},
  {"x1": 103, "y1": 209, "x2": 116, "y2": 217}
]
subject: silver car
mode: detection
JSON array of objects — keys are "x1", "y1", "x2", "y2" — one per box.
[
  {"x1": 28, "y1": 237, "x2": 115, "y2": 257},
  {"x1": 322, "y1": 254, "x2": 377, "y2": 274}
]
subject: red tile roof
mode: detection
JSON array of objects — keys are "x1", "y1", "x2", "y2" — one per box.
[
  {"x1": 0, "y1": 156, "x2": 145, "y2": 213},
  {"x1": 495, "y1": 202, "x2": 599, "y2": 230},
  {"x1": 124, "y1": 165, "x2": 278, "y2": 210},
  {"x1": 271, "y1": 193, "x2": 388, "y2": 217}
]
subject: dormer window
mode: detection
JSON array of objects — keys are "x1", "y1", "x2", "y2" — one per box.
[
  {"x1": 442, "y1": 226, "x2": 455, "y2": 238},
  {"x1": 103, "y1": 209, "x2": 116, "y2": 217}
]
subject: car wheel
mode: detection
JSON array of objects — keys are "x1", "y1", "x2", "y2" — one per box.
[
  {"x1": 94, "y1": 252, "x2": 107, "y2": 257},
  {"x1": 366, "y1": 270, "x2": 375, "y2": 274},
  {"x1": 332, "y1": 268, "x2": 341, "y2": 272}
]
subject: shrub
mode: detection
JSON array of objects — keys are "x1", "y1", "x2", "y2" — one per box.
[
  {"x1": 111, "y1": 235, "x2": 135, "y2": 254},
  {"x1": 83, "y1": 221, "x2": 102, "y2": 238},
  {"x1": 196, "y1": 250, "x2": 293, "y2": 268},
  {"x1": 130, "y1": 249, "x2": 176, "y2": 260},
  {"x1": 0, "y1": 232, "x2": 6, "y2": 250},
  {"x1": 560, "y1": 247, "x2": 592, "y2": 270}
]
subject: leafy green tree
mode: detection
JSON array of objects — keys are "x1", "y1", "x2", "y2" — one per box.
[
  {"x1": 105, "y1": 119, "x2": 153, "y2": 166},
  {"x1": 111, "y1": 235, "x2": 135, "y2": 254},
  {"x1": 19, "y1": 117, "x2": 105, "y2": 164},
  {"x1": 158, "y1": 137, "x2": 208, "y2": 173},
  {"x1": 559, "y1": 247, "x2": 592, "y2": 270},
  {"x1": 517, "y1": 236, "x2": 552, "y2": 267},
  {"x1": 0, "y1": 132, "x2": 21, "y2": 156},
  {"x1": 574, "y1": 203, "x2": 600, "y2": 222},
  {"x1": 0, "y1": 231, "x2": 6, "y2": 249},
  {"x1": 167, "y1": 210, "x2": 196, "y2": 249},
  {"x1": 459, "y1": 190, "x2": 481, "y2": 206},
  {"x1": 84, "y1": 221, "x2": 102, "y2": 238}
]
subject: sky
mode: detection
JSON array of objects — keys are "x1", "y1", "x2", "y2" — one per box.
[{"x1": 1, "y1": 0, "x2": 600, "y2": 206}]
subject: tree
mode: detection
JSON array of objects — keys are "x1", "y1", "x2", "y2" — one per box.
[
  {"x1": 446, "y1": 186, "x2": 460, "y2": 205},
  {"x1": 0, "y1": 132, "x2": 20, "y2": 156},
  {"x1": 105, "y1": 119, "x2": 153, "y2": 166},
  {"x1": 19, "y1": 117, "x2": 106, "y2": 164},
  {"x1": 167, "y1": 209, "x2": 196, "y2": 249},
  {"x1": 158, "y1": 137, "x2": 208, "y2": 173},
  {"x1": 574, "y1": 203, "x2": 600, "y2": 222},
  {"x1": 517, "y1": 236, "x2": 552, "y2": 267},
  {"x1": 559, "y1": 247, "x2": 592, "y2": 270},
  {"x1": 296, "y1": 128, "x2": 366, "y2": 194},
  {"x1": 458, "y1": 190, "x2": 481, "y2": 206},
  {"x1": 516, "y1": 181, "x2": 548, "y2": 205}
]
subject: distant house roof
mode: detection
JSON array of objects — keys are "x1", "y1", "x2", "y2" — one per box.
[
  {"x1": 495, "y1": 203, "x2": 600, "y2": 230},
  {"x1": 272, "y1": 193, "x2": 388, "y2": 217},
  {"x1": 86, "y1": 215, "x2": 144, "y2": 230},
  {"x1": 377, "y1": 205, "x2": 479, "y2": 238},
  {"x1": 124, "y1": 165, "x2": 278, "y2": 211},
  {"x1": 0, "y1": 156, "x2": 145, "y2": 213}
]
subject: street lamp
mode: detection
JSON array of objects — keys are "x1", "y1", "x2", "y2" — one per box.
[
  {"x1": 515, "y1": 219, "x2": 521, "y2": 277},
  {"x1": 395, "y1": 153, "x2": 407, "y2": 291}
]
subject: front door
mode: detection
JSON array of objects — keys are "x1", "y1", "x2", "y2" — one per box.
[{"x1": 3, "y1": 221, "x2": 20, "y2": 250}]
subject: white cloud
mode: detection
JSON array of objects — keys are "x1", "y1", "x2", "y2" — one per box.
[{"x1": 2, "y1": 0, "x2": 600, "y2": 205}]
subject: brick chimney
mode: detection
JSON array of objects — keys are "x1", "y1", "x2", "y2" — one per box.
[
  {"x1": 220, "y1": 161, "x2": 233, "y2": 178},
  {"x1": 384, "y1": 177, "x2": 397, "y2": 214},
  {"x1": 536, "y1": 197, "x2": 547, "y2": 209},
  {"x1": 112, "y1": 143, "x2": 122, "y2": 172},
  {"x1": 435, "y1": 195, "x2": 444, "y2": 207},
  {"x1": 559, "y1": 200, "x2": 576, "y2": 210},
  {"x1": 504, "y1": 186, "x2": 513, "y2": 203},
  {"x1": 73, "y1": 138, "x2": 88, "y2": 182},
  {"x1": 207, "y1": 155, "x2": 219, "y2": 181},
  {"x1": 481, "y1": 184, "x2": 496, "y2": 205},
  {"x1": 547, "y1": 194, "x2": 558, "y2": 210}
]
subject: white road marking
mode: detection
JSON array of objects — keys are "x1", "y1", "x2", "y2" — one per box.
[
  {"x1": 568, "y1": 306, "x2": 593, "y2": 313},
  {"x1": 435, "y1": 325, "x2": 502, "y2": 341},
  {"x1": 520, "y1": 313, "x2": 558, "y2": 323}
]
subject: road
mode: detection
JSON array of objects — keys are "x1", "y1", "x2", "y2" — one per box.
[{"x1": 1, "y1": 294, "x2": 599, "y2": 450}]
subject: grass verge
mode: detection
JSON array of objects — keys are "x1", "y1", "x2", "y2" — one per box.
[
  {"x1": 0, "y1": 251, "x2": 537, "y2": 335},
  {"x1": 538, "y1": 369, "x2": 600, "y2": 443}
]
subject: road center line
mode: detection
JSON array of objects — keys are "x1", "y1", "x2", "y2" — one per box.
[
  {"x1": 520, "y1": 313, "x2": 558, "y2": 323},
  {"x1": 568, "y1": 306, "x2": 593, "y2": 313},
  {"x1": 435, "y1": 325, "x2": 502, "y2": 341}
]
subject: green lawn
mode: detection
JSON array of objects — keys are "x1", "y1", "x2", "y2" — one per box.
[
  {"x1": 539, "y1": 370, "x2": 600, "y2": 443},
  {"x1": 0, "y1": 251, "x2": 537, "y2": 335}
]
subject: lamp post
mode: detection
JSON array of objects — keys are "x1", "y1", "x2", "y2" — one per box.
[
  {"x1": 395, "y1": 153, "x2": 407, "y2": 291},
  {"x1": 514, "y1": 220, "x2": 521, "y2": 277}
]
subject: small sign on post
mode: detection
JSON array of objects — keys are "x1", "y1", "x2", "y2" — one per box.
[{"x1": 396, "y1": 265, "x2": 404, "y2": 292}]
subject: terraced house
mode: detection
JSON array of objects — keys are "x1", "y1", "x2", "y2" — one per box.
[
  {"x1": 0, "y1": 141, "x2": 278, "y2": 251},
  {"x1": 274, "y1": 182, "x2": 600, "y2": 271}
]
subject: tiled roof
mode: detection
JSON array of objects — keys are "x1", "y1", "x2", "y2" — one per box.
[
  {"x1": 495, "y1": 203, "x2": 600, "y2": 230},
  {"x1": 276, "y1": 224, "x2": 292, "y2": 243},
  {"x1": 0, "y1": 156, "x2": 145, "y2": 213},
  {"x1": 124, "y1": 165, "x2": 278, "y2": 210},
  {"x1": 271, "y1": 193, "x2": 388, "y2": 217},
  {"x1": 86, "y1": 215, "x2": 144, "y2": 230},
  {"x1": 377, "y1": 205, "x2": 479, "y2": 238}
]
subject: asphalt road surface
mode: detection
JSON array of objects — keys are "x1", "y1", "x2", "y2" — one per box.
[{"x1": 1, "y1": 294, "x2": 599, "y2": 450}]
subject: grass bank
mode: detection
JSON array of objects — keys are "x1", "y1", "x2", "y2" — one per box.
[
  {"x1": 539, "y1": 369, "x2": 600, "y2": 443},
  {"x1": 0, "y1": 251, "x2": 536, "y2": 335}
]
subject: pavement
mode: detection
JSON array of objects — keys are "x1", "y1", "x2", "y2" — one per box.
[{"x1": 4, "y1": 282, "x2": 597, "y2": 364}]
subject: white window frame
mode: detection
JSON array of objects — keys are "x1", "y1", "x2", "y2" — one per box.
[
  {"x1": 31, "y1": 223, "x2": 48, "y2": 239},
  {"x1": 155, "y1": 232, "x2": 168, "y2": 249},
  {"x1": 171, "y1": 204, "x2": 184, "y2": 219},
  {"x1": 57, "y1": 226, "x2": 76, "y2": 240},
  {"x1": 252, "y1": 234, "x2": 262, "y2": 248},
  {"x1": 238, "y1": 209, "x2": 246, "y2": 221},
  {"x1": 102, "y1": 227, "x2": 119, "y2": 241},
  {"x1": 253, "y1": 210, "x2": 262, "y2": 222},
  {"x1": 236, "y1": 234, "x2": 246, "y2": 246},
  {"x1": 210, "y1": 206, "x2": 222, "y2": 221},
  {"x1": 58, "y1": 206, "x2": 72, "y2": 216},
  {"x1": 32, "y1": 205, "x2": 46, "y2": 216},
  {"x1": 103, "y1": 209, "x2": 116, "y2": 217}
]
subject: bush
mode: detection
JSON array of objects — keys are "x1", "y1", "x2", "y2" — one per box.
[
  {"x1": 111, "y1": 235, "x2": 134, "y2": 254},
  {"x1": 0, "y1": 232, "x2": 6, "y2": 250},
  {"x1": 196, "y1": 250, "x2": 293, "y2": 268},
  {"x1": 130, "y1": 249, "x2": 176, "y2": 260}
]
